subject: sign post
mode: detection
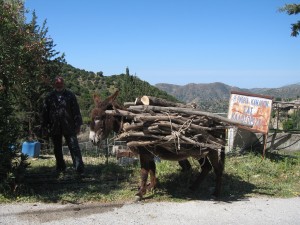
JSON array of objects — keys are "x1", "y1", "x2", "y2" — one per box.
[{"x1": 227, "y1": 91, "x2": 273, "y2": 157}]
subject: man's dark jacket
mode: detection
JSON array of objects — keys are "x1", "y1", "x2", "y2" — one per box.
[{"x1": 42, "y1": 89, "x2": 83, "y2": 135}]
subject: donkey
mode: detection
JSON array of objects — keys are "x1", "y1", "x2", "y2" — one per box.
[{"x1": 89, "y1": 90, "x2": 225, "y2": 200}]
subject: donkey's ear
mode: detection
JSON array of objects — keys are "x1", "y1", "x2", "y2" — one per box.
[
  {"x1": 108, "y1": 90, "x2": 119, "y2": 103},
  {"x1": 93, "y1": 94, "x2": 101, "y2": 105}
]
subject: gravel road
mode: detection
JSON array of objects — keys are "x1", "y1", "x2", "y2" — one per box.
[{"x1": 1, "y1": 197, "x2": 300, "y2": 225}]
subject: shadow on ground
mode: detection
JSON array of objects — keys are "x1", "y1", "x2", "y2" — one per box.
[
  {"x1": 147, "y1": 169, "x2": 260, "y2": 202},
  {"x1": 17, "y1": 161, "x2": 136, "y2": 203},
  {"x1": 6, "y1": 153, "x2": 283, "y2": 203}
]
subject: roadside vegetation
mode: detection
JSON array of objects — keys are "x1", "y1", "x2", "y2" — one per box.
[{"x1": 0, "y1": 150, "x2": 299, "y2": 203}]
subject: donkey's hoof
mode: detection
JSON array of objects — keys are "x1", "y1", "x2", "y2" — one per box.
[
  {"x1": 134, "y1": 195, "x2": 142, "y2": 202},
  {"x1": 189, "y1": 185, "x2": 197, "y2": 192},
  {"x1": 211, "y1": 192, "x2": 220, "y2": 200}
]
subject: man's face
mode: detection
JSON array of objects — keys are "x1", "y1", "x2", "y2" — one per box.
[
  {"x1": 54, "y1": 77, "x2": 64, "y2": 91},
  {"x1": 55, "y1": 86, "x2": 64, "y2": 92}
]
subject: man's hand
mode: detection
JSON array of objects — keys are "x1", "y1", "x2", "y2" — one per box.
[
  {"x1": 75, "y1": 126, "x2": 81, "y2": 135},
  {"x1": 41, "y1": 128, "x2": 49, "y2": 139}
]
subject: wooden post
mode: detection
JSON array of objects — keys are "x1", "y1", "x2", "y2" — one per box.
[
  {"x1": 106, "y1": 138, "x2": 109, "y2": 165},
  {"x1": 262, "y1": 133, "x2": 268, "y2": 159},
  {"x1": 276, "y1": 105, "x2": 279, "y2": 132}
]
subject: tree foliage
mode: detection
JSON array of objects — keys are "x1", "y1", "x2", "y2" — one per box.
[
  {"x1": 279, "y1": 3, "x2": 300, "y2": 36},
  {"x1": 61, "y1": 64, "x2": 180, "y2": 121},
  {"x1": 282, "y1": 110, "x2": 300, "y2": 131},
  {"x1": 0, "y1": 0, "x2": 64, "y2": 192}
]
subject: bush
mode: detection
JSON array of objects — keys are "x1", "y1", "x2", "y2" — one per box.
[
  {"x1": 0, "y1": 148, "x2": 30, "y2": 194},
  {"x1": 283, "y1": 119, "x2": 294, "y2": 131}
]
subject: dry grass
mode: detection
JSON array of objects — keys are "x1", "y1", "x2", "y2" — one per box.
[{"x1": 0, "y1": 150, "x2": 299, "y2": 203}]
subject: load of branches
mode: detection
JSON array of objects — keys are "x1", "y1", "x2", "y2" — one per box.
[{"x1": 107, "y1": 96, "x2": 250, "y2": 153}]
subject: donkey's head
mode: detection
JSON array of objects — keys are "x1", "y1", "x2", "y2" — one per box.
[{"x1": 89, "y1": 90, "x2": 121, "y2": 145}]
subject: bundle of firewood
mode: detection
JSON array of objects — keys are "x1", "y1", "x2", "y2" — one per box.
[{"x1": 106, "y1": 96, "x2": 250, "y2": 153}]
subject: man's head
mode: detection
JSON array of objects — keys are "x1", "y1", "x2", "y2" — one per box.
[{"x1": 54, "y1": 76, "x2": 65, "y2": 91}]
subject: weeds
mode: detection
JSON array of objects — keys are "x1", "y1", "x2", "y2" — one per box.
[{"x1": 0, "y1": 151, "x2": 299, "y2": 203}]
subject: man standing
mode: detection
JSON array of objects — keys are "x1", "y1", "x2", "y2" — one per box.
[{"x1": 42, "y1": 76, "x2": 84, "y2": 175}]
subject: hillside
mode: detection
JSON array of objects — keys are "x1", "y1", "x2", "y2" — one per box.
[
  {"x1": 61, "y1": 63, "x2": 180, "y2": 119},
  {"x1": 61, "y1": 63, "x2": 299, "y2": 115},
  {"x1": 155, "y1": 82, "x2": 246, "y2": 112},
  {"x1": 156, "y1": 82, "x2": 300, "y2": 113},
  {"x1": 249, "y1": 83, "x2": 300, "y2": 99}
]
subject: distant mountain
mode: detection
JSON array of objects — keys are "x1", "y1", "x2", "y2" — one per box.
[
  {"x1": 155, "y1": 82, "x2": 300, "y2": 113},
  {"x1": 61, "y1": 63, "x2": 180, "y2": 119},
  {"x1": 62, "y1": 62, "x2": 299, "y2": 115},
  {"x1": 249, "y1": 83, "x2": 300, "y2": 99}
]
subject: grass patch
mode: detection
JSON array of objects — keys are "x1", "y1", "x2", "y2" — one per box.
[
  {"x1": 224, "y1": 151, "x2": 300, "y2": 198},
  {"x1": 1, "y1": 151, "x2": 299, "y2": 203}
]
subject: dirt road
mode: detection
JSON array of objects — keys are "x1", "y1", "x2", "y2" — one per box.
[{"x1": 1, "y1": 197, "x2": 300, "y2": 225}]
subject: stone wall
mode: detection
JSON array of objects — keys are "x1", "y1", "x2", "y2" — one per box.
[{"x1": 228, "y1": 128, "x2": 300, "y2": 153}]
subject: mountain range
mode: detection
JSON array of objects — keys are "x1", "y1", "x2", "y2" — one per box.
[
  {"x1": 155, "y1": 82, "x2": 300, "y2": 113},
  {"x1": 62, "y1": 63, "x2": 299, "y2": 114}
]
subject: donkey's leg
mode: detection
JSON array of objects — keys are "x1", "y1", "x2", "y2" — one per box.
[
  {"x1": 136, "y1": 154, "x2": 149, "y2": 198},
  {"x1": 178, "y1": 159, "x2": 192, "y2": 172},
  {"x1": 147, "y1": 158, "x2": 157, "y2": 191},
  {"x1": 189, "y1": 156, "x2": 212, "y2": 191},
  {"x1": 136, "y1": 151, "x2": 155, "y2": 199},
  {"x1": 208, "y1": 147, "x2": 225, "y2": 198}
]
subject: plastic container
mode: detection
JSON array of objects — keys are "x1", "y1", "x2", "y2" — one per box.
[{"x1": 21, "y1": 141, "x2": 41, "y2": 158}]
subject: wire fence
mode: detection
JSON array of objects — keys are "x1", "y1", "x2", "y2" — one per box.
[{"x1": 39, "y1": 139, "x2": 131, "y2": 165}]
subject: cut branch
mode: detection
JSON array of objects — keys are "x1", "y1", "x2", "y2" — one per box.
[
  {"x1": 139, "y1": 96, "x2": 192, "y2": 108},
  {"x1": 128, "y1": 105, "x2": 252, "y2": 128}
]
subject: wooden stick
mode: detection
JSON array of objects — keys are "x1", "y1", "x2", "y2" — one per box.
[
  {"x1": 117, "y1": 131, "x2": 165, "y2": 140},
  {"x1": 140, "y1": 96, "x2": 191, "y2": 108},
  {"x1": 123, "y1": 122, "x2": 143, "y2": 131},
  {"x1": 124, "y1": 102, "x2": 136, "y2": 107},
  {"x1": 105, "y1": 109, "x2": 138, "y2": 118},
  {"x1": 178, "y1": 134, "x2": 223, "y2": 148},
  {"x1": 128, "y1": 105, "x2": 252, "y2": 128}
]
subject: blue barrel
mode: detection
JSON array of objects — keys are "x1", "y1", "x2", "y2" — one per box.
[{"x1": 22, "y1": 141, "x2": 41, "y2": 158}]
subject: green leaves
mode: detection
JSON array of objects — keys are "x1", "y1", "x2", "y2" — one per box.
[
  {"x1": 279, "y1": 3, "x2": 300, "y2": 37},
  {"x1": 0, "y1": 0, "x2": 64, "y2": 192}
]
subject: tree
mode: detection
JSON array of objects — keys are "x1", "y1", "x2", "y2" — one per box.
[
  {"x1": 0, "y1": 0, "x2": 64, "y2": 192},
  {"x1": 96, "y1": 71, "x2": 103, "y2": 77},
  {"x1": 279, "y1": 4, "x2": 300, "y2": 36},
  {"x1": 17, "y1": 11, "x2": 65, "y2": 137},
  {"x1": 0, "y1": 0, "x2": 30, "y2": 190}
]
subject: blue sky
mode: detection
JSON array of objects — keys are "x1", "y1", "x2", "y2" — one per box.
[{"x1": 25, "y1": 0, "x2": 300, "y2": 88}]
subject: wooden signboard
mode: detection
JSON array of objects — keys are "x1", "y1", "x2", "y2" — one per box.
[
  {"x1": 228, "y1": 91, "x2": 273, "y2": 156},
  {"x1": 228, "y1": 91, "x2": 273, "y2": 134}
]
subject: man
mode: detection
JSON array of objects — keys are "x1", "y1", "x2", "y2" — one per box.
[{"x1": 42, "y1": 76, "x2": 84, "y2": 174}]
